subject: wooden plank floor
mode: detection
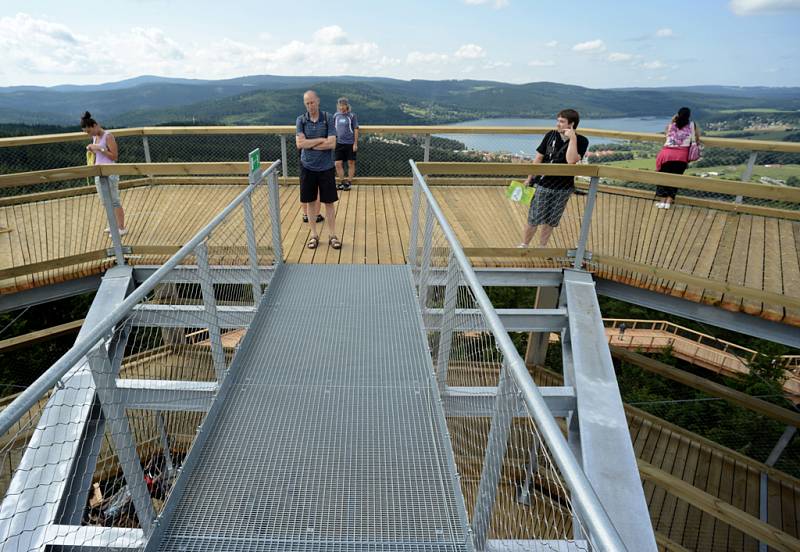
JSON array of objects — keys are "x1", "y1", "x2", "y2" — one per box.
[
  {"x1": 1, "y1": 184, "x2": 799, "y2": 326},
  {"x1": 533, "y1": 368, "x2": 800, "y2": 552}
]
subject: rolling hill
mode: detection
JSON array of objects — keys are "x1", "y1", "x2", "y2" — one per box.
[{"x1": 1, "y1": 75, "x2": 798, "y2": 127}]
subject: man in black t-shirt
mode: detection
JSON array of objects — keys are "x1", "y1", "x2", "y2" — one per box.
[{"x1": 518, "y1": 109, "x2": 589, "y2": 247}]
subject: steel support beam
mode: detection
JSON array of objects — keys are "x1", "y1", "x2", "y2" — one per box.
[
  {"x1": 472, "y1": 360, "x2": 516, "y2": 551},
  {"x1": 562, "y1": 270, "x2": 656, "y2": 551},
  {"x1": 408, "y1": 173, "x2": 421, "y2": 265},
  {"x1": 425, "y1": 308, "x2": 568, "y2": 333},
  {"x1": 129, "y1": 304, "x2": 255, "y2": 328},
  {"x1": 242, "y1": 195, "x2": 263, "y2": 303},
  {"x1": 595, "y1": 278, "x2": 800, "y2": 349},
  {"x1": 759, "y1": 426, "x2": 797, "y2": 552},
  {"x1": 435, "y1": 252, "x2": 459, "y2": 392},
  {"x1": 424, "y1": 267, "x2": 564, "y2": 288},
  {"x1": 114, "y1": 379, "x2": 217, "y2": 411},
  {"x1": 0, "y1": 275, "x2": 102, "y2": 313},
  {"x1": 486, "y1": 541, "x2": 589, "y2": 551},
  {"x1": 87, "y1": 345, "x2": 156, "y2": 534},
  {"x1": 418, "y1": 205, "x2": 436, "y2": 311},
  {"x1": 0, "y1": 267, "x2": 134, "y2": 551},
  {"x1": 195, "y1": 241, "x2": 228, "y2": 381},
  {"x1": 442, "y1": 386, "x2": 576, "y2": 418},
  {"x1": 41, "y1": 525, "x2": 145, "y2": 550},
  {"x1": 524, "y1": 286, "x2": 560, "y2": 367},
  {"x1": 267, "y1": 168, "x2": 283, "y2": 265},
  {"x1": 133, "y1": 265, "x2": 274, "y2": 285}
]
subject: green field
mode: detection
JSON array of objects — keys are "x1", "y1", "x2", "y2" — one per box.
[{"x1": 716, "y1": 108, "x2": 798, "y2": 114}]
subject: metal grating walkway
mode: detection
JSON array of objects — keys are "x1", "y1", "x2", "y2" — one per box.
[{"x1": 149, "y1": 265, "x2": 470, "y2": 552}]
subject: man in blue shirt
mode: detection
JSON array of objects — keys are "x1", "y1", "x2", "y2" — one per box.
[{"x1": 296, "y1": 90, "x2": 341, "y2": 249}]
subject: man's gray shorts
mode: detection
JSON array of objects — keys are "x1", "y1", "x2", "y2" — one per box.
[
  {"x1": 527, "y1": 186, "x2": 572, "y2": 228},
  {"x1": 95, "y1": 175, "x2": 122, "y2": 208}
]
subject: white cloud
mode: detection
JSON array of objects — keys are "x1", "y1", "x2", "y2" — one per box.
[
  {"x1": 572, "y1": 39, "x2": 606, "y2": 52},
  {"x1": 483, "y1": 60, "x2": 511, "y2": 69},
  {"x1": 0, "y1": 14, "x2": 392, "y2": 82},
  {"x1": 0, "y1": 13, "x2": 93, "y2": 75},
  {"x1": 406, "y1": 51, "x2": 449, "y2": 64},
  {"x1": 528, "y1": 60, "x2": 555, "y2": 67},
  {"x1": 544, "y1": 40, "x2": 558, "y2": 48},
  {"x1": 608, "y1": 52, "x2": 634, "y2": 62},
  {"x1": 730, "y1": 0, "x2": 800, "y2": 15},
  {"x1": 313, "y1": 25, "x2": 348, "y2": 45},
  {"x1": 655, "y1": 28, "x2": 673, "y2": 37},
  {"x1": 641, "y1": 60, "x2": 666, "y2": 70},
  {"x1": 455, "y1": 44, "x2": 486, "y2": 59},
  {"x1": 464, "y1": 0, "x2": 510, "y2": 7}
]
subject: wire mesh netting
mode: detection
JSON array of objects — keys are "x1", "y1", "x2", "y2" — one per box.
[
  {"x1": 410, "y1": 173, "x2": 596, "y2": 550},
  {"x1": 0, "y1": 168, "x2": 279, "y2": 551}
]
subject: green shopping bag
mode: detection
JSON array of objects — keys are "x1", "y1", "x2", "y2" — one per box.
[{"x1": 505, "y1": 180, "x2": 534, "y2": 204}]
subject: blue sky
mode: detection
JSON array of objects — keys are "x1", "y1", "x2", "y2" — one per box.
[{"x1": 1, "y1": 0, "x2": 798, "y2": 88}]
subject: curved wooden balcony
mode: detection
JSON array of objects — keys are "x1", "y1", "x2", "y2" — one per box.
[{"x1": 1, "y1": 126, "x2": 799, "y2": 329}]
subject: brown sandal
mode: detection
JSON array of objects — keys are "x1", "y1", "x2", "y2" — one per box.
[
  {"x1": 307, "y1": 236, "x2": 319, "y2": 249},
  {"x1": 329, "y1": 236, "x2": 342, "y2": 250}
]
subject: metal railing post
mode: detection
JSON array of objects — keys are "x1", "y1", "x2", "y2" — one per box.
[
  {"x1": 408, "y1": 169, "x2": 422, "y2": 266},
  {"x1": 423, "y1": 134, "x2": 431, "y2": 162},
  {"x1": 97, "y1": 176, "x2": 126, "y2": 266},
  {"x1": 86, "y1": 344, "x2": 156, "y2": 534},
  {"x1": 472, "y1": 359, "x2": 515, "y2": 551},
  {"x1": 517, "y1": 434, "x2": 540, "y2": 506},
  {"x1": 242, "y1": 194, "x2": 262, "y2": 303},
  {"x1": 268, "y1": 168, "x2": 283, "y2": 264},
  {"x1": 435, "y1": 251, "x2": 459, "y2": 391},
  {"x1": 195, "y1": 240, "x2": 227, "y2": 382},
  {"x1": 156, "y1": 412, "x2": 175, "y2": 476},
  {"x1": 736, "y1": 152, "x2": 758, "y2": 204},
  {"x1": 759, "y1": 426, "x2": 797, "y2": 552},
  {"x1": 418, "y1": 205, "x2": 435, "y2": 311},
  {"x1": 142, "y1": 135, "x2": 152, "y2": 163},
  {"x1": 574, "y1": 176, "x2": 599, "y2": 269},
  {"x1": 280, "y1": 135, "x2": 289, "y2": 184}
]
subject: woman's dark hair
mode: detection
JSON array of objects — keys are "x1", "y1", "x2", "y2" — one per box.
[
  {"x1": 674, "y1": 107, "x2": 691, "y2": 129},
  {"x1": 80, "y1": 111, "x2": 97, "y2": 129}
]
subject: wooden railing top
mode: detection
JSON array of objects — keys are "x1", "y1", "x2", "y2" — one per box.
[
  {"x1": 1, "y1": 124, "x2": 799, "y2": 153},
  {"x1": 3, "y1": 161, "x2": 799, "y2": 205},
  {"x1": 417, "y1": 162, "x2": 800, "y2": 203}
]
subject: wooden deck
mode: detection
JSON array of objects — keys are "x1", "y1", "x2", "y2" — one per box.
[
  {"x1": 532, "y1": 368, "x2": 800, "y2": 552},
  {"x1": 1, "y1": 183, "x2": 799, "y2": 326},
  {"x1": 597, "y1": 328, "x2": 800, "y2": 396}
]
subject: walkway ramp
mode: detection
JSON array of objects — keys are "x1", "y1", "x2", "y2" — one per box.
[{"x1": 147, "y1": 264, "x2": 470, "y2": 552}]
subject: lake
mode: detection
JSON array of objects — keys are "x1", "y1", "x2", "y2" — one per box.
[{"x1": 438, "y1": 117, "x2": 668, "y2": 157}]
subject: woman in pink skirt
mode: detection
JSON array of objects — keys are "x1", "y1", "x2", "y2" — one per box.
[{"x1": 654, "y1": 107, "x2": 701, "y2": 209}]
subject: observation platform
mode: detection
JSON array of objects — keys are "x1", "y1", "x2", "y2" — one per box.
[
  {"x1": 2, "y1": 178, "x2": 799, "y2": 326},
  {"x1": 1, "y1": 126, "x2": 799, "y2": 552}
]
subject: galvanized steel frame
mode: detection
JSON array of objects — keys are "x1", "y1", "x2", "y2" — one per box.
[
  {"x1": 0, "y1": 160, "x2": 283, "y2": 551},
  {"x1": 410, "y1": 160, "x2": 631, "y2": 551}
]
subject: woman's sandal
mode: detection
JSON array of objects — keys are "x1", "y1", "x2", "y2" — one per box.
[
  {"x1": 329, "y1": 236, "x2": 342, "y2": 250},
  {"x1": 307, "y1": 236, "x2": 319, "y2": 249}
]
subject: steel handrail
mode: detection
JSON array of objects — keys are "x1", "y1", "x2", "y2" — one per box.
[
  {"x1": 0, "y1": 160, "x2": 281, "y2": 436},
  {"x1": 409, "y1": 160, "x2": 627, "y2": 551}
]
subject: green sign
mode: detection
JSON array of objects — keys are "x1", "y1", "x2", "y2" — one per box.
[{"x1": 249, "y1": 148, "x2": 260, "y2": 176}]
